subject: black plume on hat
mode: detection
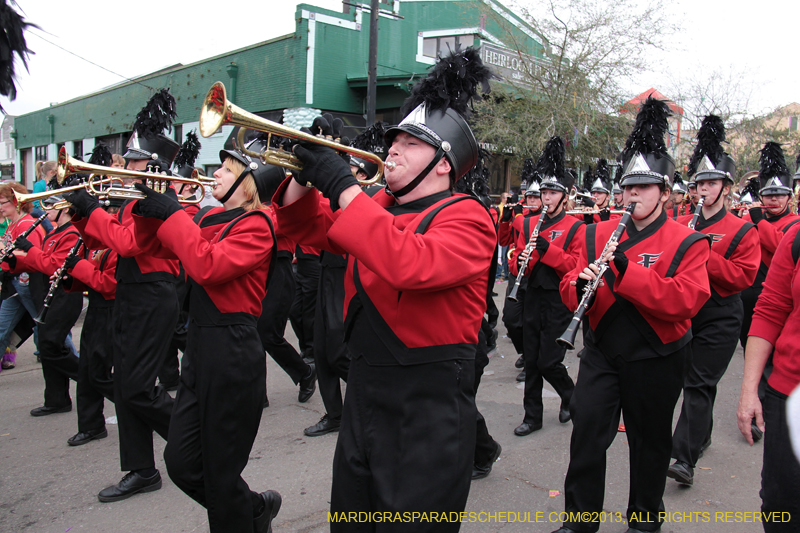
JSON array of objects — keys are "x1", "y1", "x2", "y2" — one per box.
[
  {"x1": 133, "y1": 88, "x2": 177, "y2": 137},
  {"x1": 595, "y1": 159, "x2": 609, "y2": 181},
  {"x1": 174, "y1": 130, "x2": 201, "y2": 169},
  {"x1": 536, "y1": 136, "x2": 566, "y2": 179},
  {"x1": 622, "y1": 97, "x2": 670, "y2": 163},
  {"x1": 456, "y1": 147, "x2": 491, "y2": 198},
  {"x1": 0, "y1": 1, "x2": 38, "y2": 112},
  {"x1": 613, "y1": 164, "x2": 623, "y2": 184},
  {"x1": 687, "y1": 114, "x2": 726, "y2": 176},
  {"x1": 673, "y1": 171, "x2": 683, "y2": 186},
  {"x1": 351, "y1": 122, "x2": 389, "y2": 154},
  {"x1": 741, "y1": 176, "x2": 761, "y2": 198},
  {"x1": 88, "y1": 143, "x2": 112, "y2": 167},
  {"x1": 401, "y1": 45, "x2": 493, "y2": 117},
  {"x1": 521, "y1": 157, "x2": 537, "y2": 184},
  {"x1": 759, "y1": 142, "x2": 790, "y2": 181}
]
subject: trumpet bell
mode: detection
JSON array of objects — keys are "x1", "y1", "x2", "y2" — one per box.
[{"x1": 200, "y1": 81, "x2": 383, "y2": 185}]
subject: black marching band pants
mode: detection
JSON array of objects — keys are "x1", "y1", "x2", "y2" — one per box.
[
  {"x1": 501, "y1": 277, "x2": 525, "y2": 356},
  {"x1": 313, "y1": 262, "x2": 350, "y2": 420},
  {"x1": 521, "y1": 287, "x2": 574, "y2": 425},
  {"x1": 112, "y1": 280, "x2": 177, "y2": 472},
  {"x1": 761, "y1": 386, "x2": 800, "y2": 533},
  {"x1": 39, "y1": 289, "x2": 82, "y2": 408},
  {"x1": 289, "y1": 250, "x2": 320, "y2": 359},
  {"x1": 474, "y1": 319, "x2": 496, "y2": 466},
  {"x1": 330, "y1": 355, "x2": 476, "y2": 532},
  {"x1": 258, "y1": 256, "x2": 310, "y2": 384},
  {"x1": 165, "y1": 321, "x2": 266, "y2": 533},
  {"x1": 672, "y1": 298, "x2": 743, "y2": 467},
  {"x1": 564, "y1": 335, "x2": 688, "y2": 532},
  {"x1": 76, "y1": 300, "x2": 115, "y2": 433}
]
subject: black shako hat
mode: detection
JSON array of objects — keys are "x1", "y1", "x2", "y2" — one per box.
[
  {"x1": 536, "y1": 136, "x2": 573, "y2": 194},
  {"x1": 219, "y1": 136, "x2": 286, "y2": 204},
  {"x1": 349, "y1": 121, "x2": 388, "y2": 182},
  {"x1": 521, "y1": 158, "x2": 540, "y2": 197},
  {"x1": 384, "y1": 46, "x2": 493, "y2": 198},
  {"x1": 174, "y1": 130, "x2": 202, "y2": 178},
  {"x1": 688, "y1": 115, "x2": 735, "y2": 184},
  {"x1": 590, "y1": 159, "x2": 611, "y2": 194},
  {"x1": 758, "y1": 142, "x2": 792, "y2": 196},
  {"x1": 124, "y1": 88, "x2": 181, "y2": 171},
  {"x1": 620, "y1": 97, "x2": 675, "y2": 187}
]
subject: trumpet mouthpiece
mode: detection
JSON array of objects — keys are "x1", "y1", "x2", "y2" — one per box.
[{"x1": 385, "y1": 161, "x2": 397, "y2": 170}]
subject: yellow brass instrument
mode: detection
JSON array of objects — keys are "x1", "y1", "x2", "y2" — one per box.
[
  {"x1": 14, "y1": 176, "x2": 124, "y2": 210},
  {"x1": 568, "y1": 187, "x2": 594, "y2": 203},
  {"x1": 52, "y1": 147, "x2": 209, "y2": 205},
  {"x1": 199, "y1": 82, "x2": 383, "y2": 186}
]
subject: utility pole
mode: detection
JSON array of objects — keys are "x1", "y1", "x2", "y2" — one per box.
[{"x1": 366, "y1": 0, "x2": 379, "y2": 126}]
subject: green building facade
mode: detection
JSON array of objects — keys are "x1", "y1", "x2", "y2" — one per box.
[{"x1": 13, "y1": 0, "x2": 544, "y2": 193}]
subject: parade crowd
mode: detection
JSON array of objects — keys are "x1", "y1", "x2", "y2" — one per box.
[{"x1": 1, "y1": 47, "x2": 798, "y2": 533}]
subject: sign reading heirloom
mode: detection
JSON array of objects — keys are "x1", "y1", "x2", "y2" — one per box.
[{"x1": 480, "y1": 43, "x2": 543, "y2": 88}]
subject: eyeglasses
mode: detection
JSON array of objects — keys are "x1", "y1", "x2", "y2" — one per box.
[{"x1": 0, "y1": 200, "x2": 11, "y2": 207}]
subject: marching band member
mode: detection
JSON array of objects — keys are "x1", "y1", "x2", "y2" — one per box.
[
  {"x1": 584, "y1": 159, "x2": 619, "y2": 223},
  {"x1": 554, "y1": 97, "x2": 710, "y2": 533},
  {"x1": 62, "y1": 187, "x2": 120, "y2": 446},
  {"x1": 669, "y1": 116, "x2": 761, "y2": 486},
  {"x1": 0, "y1": 184, "x2": 46, "y2": 372},
  {"x1": 611, "y1": 168, "x2": 624, "y2": 209},
  {"x1": 64, "y1": 90, "x2": 181, "y2": 502},
  {"x1": 666, "y1": 172, "x2": 686, "y2": 219},
  {"x1": 3, "y1": 191, "x2": 80, "y2": 417},
  {"x1": 134, "y1": 144, "x2": 281, "y2": 533},
  {"x1": 737, "y1": 222, "x2": 800, "y2": 532},
  {"x1": 740, "y1": 142, "x2": 800, "y2": 349},
  {"x1": 510, "y1": 136, "x2": 583, "y2": 436},
  {"x1": 275, "y1": 46, "x2": 495, "y2": 530}
]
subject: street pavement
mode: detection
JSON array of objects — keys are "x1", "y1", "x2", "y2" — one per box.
[{"x1": 0, "y1": 283, "x2": 767, "y2": 532}]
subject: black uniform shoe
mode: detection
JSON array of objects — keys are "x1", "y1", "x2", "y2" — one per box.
[
  {"x1": 253, "y1": 489, "x2": 282, "y2": 533},
  {"x1": 298, "y1": 365, "x2": 317, "y2": 403},
  {"x1": 558, "y1": 401, "x2": 571, "y2": 424},
  {"x1": 263, "y1": 395, "x2": 270, "y2": 409},
  {"x1": 751, "y1": 422, "x2": 763, "y2": 443},
  {"x1": 514, "y1": 422, "x2": 542, "y2": 436},
  {"x1": 667, "y1": 460, "x2": 693, "y2": 485},
  {"x1": 472, "y1": 442, "x2": 502, "y2": 480},
  {"x1": 68, "y1": 428, "x2": 108, "y2": 446},
  {"x1": 304, "y1": 415, "x2": 340, "y2": 437},
  {"x1": 98, "y1": 470, "x2": 162, "y2": 502},
  {"x1": 516, "y1": 370, "x2": 526, "y2": 382},
  {"x1": 30, "y1": 403, "x2": 72, "y2": 417},
  {"x1": 514, "y1": 355, "x2": 524, "y2": 369}
]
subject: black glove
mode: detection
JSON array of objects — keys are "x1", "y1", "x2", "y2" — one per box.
[
  {"x1": 535, "y1": 234, "x2": 549, "y2": 253},
  {"x1": 64, "y1": 255, "x2": 81, "y2": 271},
  {"x1": 501, "y1": 206, "x2": 514, "y2": 222},
  {"x1": 3, "y1": 253, "x2": 16, "y2": 269},
  {"x1": 581, "y1": 197, "x2": 595, "y2": 208},
  {"x1": 575, "y1": 276, "x2": 589, "y2": 303},
  {"x1": 14, "y1": 235, "x2": 33, "y2": 252},
  {"x1": 293, "y1": 144, "x2": 359, "y2": 210},
  {"x1": 613, "y1": 250, "x2": 628, "y2": 276},
  {"x1": 513, "y1": 204, "x2": 524, "y2": 216},
  {"x1": 63, "y1": 188, "x2": 100, "y2": 219},
  {"x1": 748, "y1": 207, "x2": 764, "y2": 224},
  {"x1": 133, "y1": 183, "x2": 182, "y2": 220}
]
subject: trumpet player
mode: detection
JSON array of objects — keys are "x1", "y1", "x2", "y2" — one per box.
[
  {"x1": 553, "y1": 98, "x2": 710, "y2": 533},
  {"x1": 64, "y1": 90, "x2": 182, "y2": 503},
  {"x1": 669, "y1": 116, "x2": 761, "y2": 487},
  {"x1": 510, "y1": 136, "x2": 583, "y2": 437},
  {"x1": 3, "y1": 195, "x2": 82, "y2": 418}
]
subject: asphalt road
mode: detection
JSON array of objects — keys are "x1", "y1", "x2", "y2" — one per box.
[{"x1": 0, "y1": 283, "x2": 768, "y2": 532}]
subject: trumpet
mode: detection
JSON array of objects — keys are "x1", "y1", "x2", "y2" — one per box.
[
  {"x1": 199, "y1": 81, "x2": 383, "y2": 186},
  {"x1": 14, "y1": 176, "x2": 123, "y2": 210},
  {"x1": 51, "y1": 147, "x2": 209, "y2": 205},
  {"x1": 568, "y1": 187, "x2": 594, "y2": 203}
]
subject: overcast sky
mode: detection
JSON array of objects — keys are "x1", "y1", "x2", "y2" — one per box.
[{"x1": 4, "y1": 0, "x2": 799, "y2": 118}]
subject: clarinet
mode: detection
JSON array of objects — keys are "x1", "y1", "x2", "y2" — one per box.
[
  {"x1": 507, "y1": 204, "x2": 548, "y2": 302},
  {"x1": 687, "y1": 197, "x2": 705, "y2": 230},
  {"x1": 556, "y1": 203, "x2": 636, "y2": 349},
  {"x1": 0, "y1": 213, "x2": 48, "y2": 263},
  {"x1": 35, "y1": 237, "x2": 84, "y2": 325}
]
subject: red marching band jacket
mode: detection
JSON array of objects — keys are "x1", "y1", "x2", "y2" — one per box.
[
  {"x1": 4, "y1": 223, "x2": 79, "y2": 278},
  {"x1": 66, "y1": 248, "x2": 118, "y2": 301},
  {"x1": 742, "y1": 210, "x2": 800, "y2": 268},
  {"x1": 749, "y1": 222, "x2": 800, "y2": 395},
  {"x1": 559, "y1": 213, "x2": 711, "y2": 350},
  {"x1": 132, "y1": 207, "x2": 274, "y2": 317},
  {"x1": 72, "y1": 200, "x2": 180, "y2": 282},
  {"x1": 273, "y1": 183, "x2": 496, "y2": 353},
  {"x1": 498, "y1": 209, "x2": 537, "y2": 247},
  {"x1": 1, "y1": 214, "x2": 46, "y2": 262},
  {"x1": 676, "y1": 209, "x2": 760, "y2": 300},
  {"x1": 509, "y1": 210, "x2": 584, "y2": 283}
]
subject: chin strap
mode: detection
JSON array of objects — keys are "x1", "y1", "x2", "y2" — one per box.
[
  {"x1": 218, "y1": 168, "x2": 253, "y2": 204},
  {"x1": 389, "y1": 147, "x2": 446, "y2": 199}
]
